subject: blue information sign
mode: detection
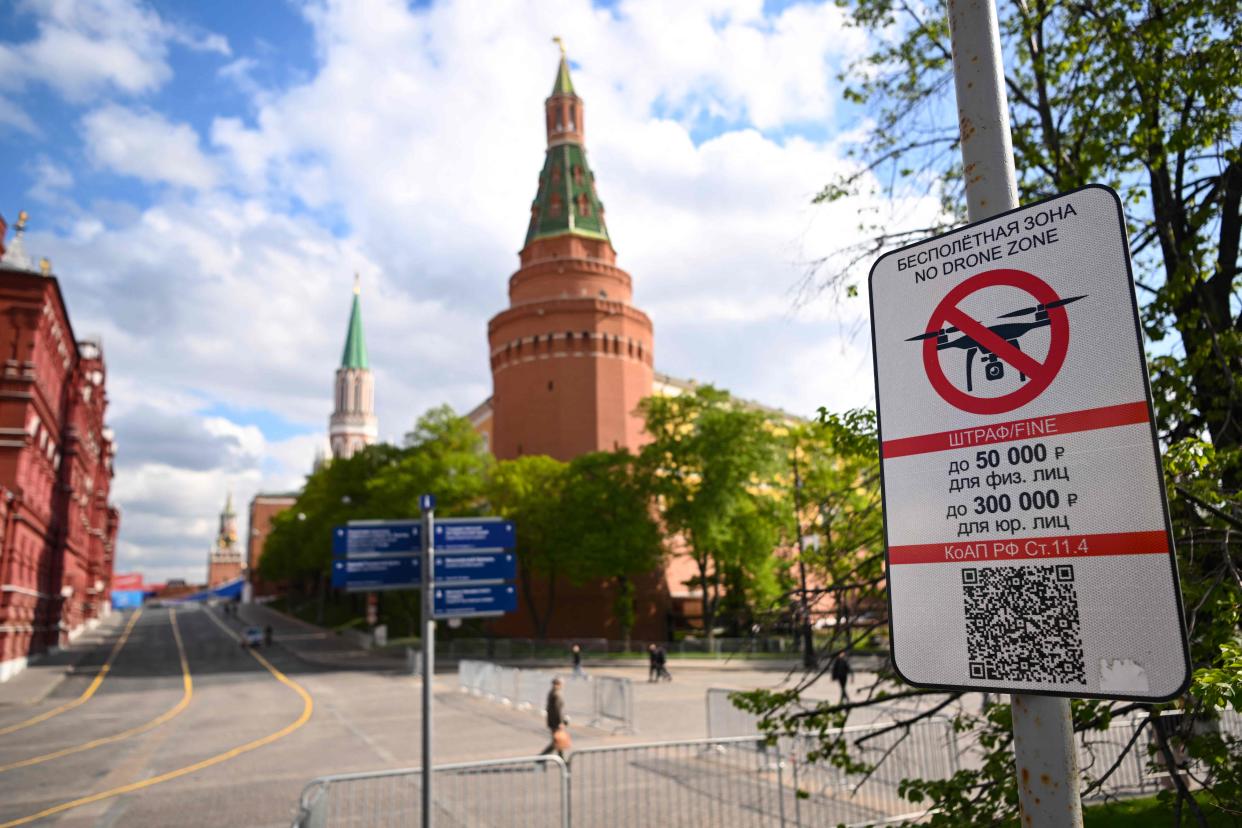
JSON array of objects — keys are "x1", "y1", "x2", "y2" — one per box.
[
  {"x1": 331, "y1": 555, "x2": 421, "y2": 591},
  {"x1": 433, "y1": 550, "x2": 517, "y2": 584},
  {"x1": 433, "y1": 518, "x2": 516, "y2": 551},
  {"x1": 332, "y1": 522, "x2": 421, "y2": 558},
  {"x1": 433, "y1": 584, "x2": 518, "y2": 618}
]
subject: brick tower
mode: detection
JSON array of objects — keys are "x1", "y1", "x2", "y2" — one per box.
[
  {"x1": 329, "y1": 276, "x2": 377, "y2": 460},
  {"x1": 487, "y1": 47, "x2": 654, "y2": 461}
]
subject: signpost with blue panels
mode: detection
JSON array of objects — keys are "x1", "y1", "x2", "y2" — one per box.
[
  {"x1": 330, "y1": 555, "x2": 421, "y2": 591},
  {"x1": 332, "y1": 499, "x2": 520, "y2": 828},
  {"x1": 433, "y1": 584, "x2": 518, "y2": 616}
]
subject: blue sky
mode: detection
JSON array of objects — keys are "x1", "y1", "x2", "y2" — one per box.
[{"x1": 0, "y1": 0, "x2": 919, "y2": 581}]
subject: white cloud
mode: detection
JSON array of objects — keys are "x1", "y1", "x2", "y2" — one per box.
[
  {"x1": 0, "y1": 0, "x2": 229, "y2": 103},
  {"x1": 82, "y1": 105, "x2": 218, "y2": 188},
  {"x1": 20, "y1": 0, "x2": 942, "y2": 581}
]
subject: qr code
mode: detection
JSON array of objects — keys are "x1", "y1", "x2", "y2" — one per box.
[{"x1": 962, "y1": 564, "x2": 1086, "y2": 685}]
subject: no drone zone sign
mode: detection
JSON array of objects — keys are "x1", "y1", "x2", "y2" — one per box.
[{"x1": 868, "y1": 185, "x2": 1190, "y2": 701}]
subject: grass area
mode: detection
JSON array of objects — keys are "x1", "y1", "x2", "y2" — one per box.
[{"x1": 1083, "y1": 795, "x2": 1239, "y2": 827}]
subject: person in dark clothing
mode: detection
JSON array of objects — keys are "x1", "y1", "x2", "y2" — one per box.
[
  {"x1": 655, "y1": 645, "x2": 672, "y2": 682},
  {"x1": 647, "y1": 643, "x2": 659, "y2": 682},
  {"x1": 540, "y1": 678, "x2": 568, "y2": 758},
  {"x1": 831, "y1": 652, "x2": 852, "y2": 701},
  {"x1": 571, "y1": 643, "x2": 584, "y2": 678},
  {"x1": 264, "y1": 625, "x2": 274, "y2": 647}
]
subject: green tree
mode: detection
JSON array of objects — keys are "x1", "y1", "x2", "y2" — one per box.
[
  {"x1": 761, "y1": 0, "x2": 1241, "y2": 823},
  {"x1": 259, "y1": 442, "x2": 405, "y2": 620},
  {"x1": 368, "y1": 405, "x2": 491, "y2": 518},
  {"x1": 785, "y1": 411, "x2": 886, "y2": 657},
  {"x1": 638, "y1": 386, "x2": 788, "y2": 642},
  {"x1": 558, "y1": 450, "x2": 665, "y2": 649},
  {"x1": 484, "y1": 455, "x2": 570, "y2": 639}
]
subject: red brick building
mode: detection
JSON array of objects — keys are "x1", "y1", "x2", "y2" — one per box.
[
  {"x1": 246, "y1": 492, "x2": 297, "y2": 597},
  {"x1": 0, "y1": 212, "x2": 119, "y2": 681}
]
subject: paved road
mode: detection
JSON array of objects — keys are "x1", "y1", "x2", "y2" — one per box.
[{"x1": 0, "y1": 604, "x2": 935, "y2": 826}]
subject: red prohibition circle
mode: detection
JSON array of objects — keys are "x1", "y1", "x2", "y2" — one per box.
[{"x1": 922, "y1": 269, "x2": 1070, "y2": 415}]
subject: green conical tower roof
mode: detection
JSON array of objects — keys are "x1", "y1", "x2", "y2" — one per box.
[
  {"x1": 525, "y1": 50, "x2": 609, "y2": 246},
  {"x1": 340, "y1": 278, "x2": 369, "y2": 369}
]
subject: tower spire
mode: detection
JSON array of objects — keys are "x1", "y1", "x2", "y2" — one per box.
[
  {"x1": 330, "y1": 277, "x2": 377, "y2": 459},
  {"x1": 340, "y1": 277, "x2": 368, "y2": 369},
  {"x1": 526, "y1": 43, "x2": 607, "y2": 246}
]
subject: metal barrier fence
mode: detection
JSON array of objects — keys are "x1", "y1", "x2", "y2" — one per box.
[
  {"x1": 708, "y1": 687, "x2": 1242, "y2": 804},
  {"x1": 295, "y1": 755, "x2": 568, "y2": 828},
  {"x1": 292, "y1": 736, "x2": 935, "y2": 828},
  {"x1": 459, "y1": 660, "x2": 635, "y2": 733}
]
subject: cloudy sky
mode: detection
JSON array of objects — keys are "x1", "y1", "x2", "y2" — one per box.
[{"x1": 0, "y1": 0, "x2": 929, "y2": 582}]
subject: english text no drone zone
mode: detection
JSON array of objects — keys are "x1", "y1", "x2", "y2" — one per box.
[{"x1": 897, "y1": 202, "x2": 1080, "y2": 283}]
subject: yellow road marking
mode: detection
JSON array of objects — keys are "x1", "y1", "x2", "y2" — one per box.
[
  {"x1": 0, "y1": 607, "x2": 314, "y2": 828},
  {"x1": 0, "y1": 609, "x2": 192, "y2": 773},
  {"x1": 0, "y1": 608, "x2": 143, "y2": 737}
]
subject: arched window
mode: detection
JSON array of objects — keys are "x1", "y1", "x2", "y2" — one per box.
[
  {"x1": 354, "y1": 377, "x2": 362, "y2": 411},
  {"x1": 549, "y1": 195, "x2": 562, "y2": 217}
]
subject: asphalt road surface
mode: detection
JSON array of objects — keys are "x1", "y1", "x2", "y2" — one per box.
[{"x1": 0, "y1": 605, "x2": 900, "y2": 827}]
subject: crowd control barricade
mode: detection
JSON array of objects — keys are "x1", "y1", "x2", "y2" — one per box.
[
  {"x1": 566, "y1": 736, "x2": 788, "y2": 827},
  {"x1": 458, "y1": 660, "x2": 635, "y2": 733},
  {"x1": 592, "y1": 676, "x2": 634, "y2": 733},
  {"x1": 294, "y1": 755, "x2": 568, "y2": 828}
]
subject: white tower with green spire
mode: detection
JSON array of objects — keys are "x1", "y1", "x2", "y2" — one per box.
[{"x1": 329, "y1": 276, "x2": 377, "y2": 459}]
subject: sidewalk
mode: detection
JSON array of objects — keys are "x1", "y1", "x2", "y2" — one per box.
[{"x1": 0, "y1": 613, "x2": 125, "y2": 706}]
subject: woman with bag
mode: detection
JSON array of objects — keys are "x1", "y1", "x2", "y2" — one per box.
[{"x1": 540, "y1": 677, "x2": 571, "y2": 758}]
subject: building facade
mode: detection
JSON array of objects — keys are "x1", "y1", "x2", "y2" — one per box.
[
  {"x1": 487, "y1": 51, "x2": 655, "y2": 462},
  {"x1": 329, "y1": 278, "x2": 377, "y2": 460},
  {"x1": 0, "y1": 212, "x2": 119, "y2": 681},
  {"x1": 246, "y1": 492, "x2": 297, "y2": 596}
]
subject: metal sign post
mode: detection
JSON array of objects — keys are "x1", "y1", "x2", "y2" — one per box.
[
  {"x1": 865, "y1": 0, "x2": 1189, "y2": 824},
  {"x1": 943, "y1": 5, "x2": 1083, "y2": 825},
  {"x1": 419, "y1": 493, "x2": 436, "y2": 828}
]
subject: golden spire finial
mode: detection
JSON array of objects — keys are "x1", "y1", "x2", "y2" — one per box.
[
  {"x1": 353, "y1": 272, "x2": 360, "y2": 295},
  {"x1": 552, "y1": 36, "x2": 565, "y2": 57},
  {"x1": 39, "y1": 258, "x2": 50, "y2": 276},
  {"x1": 15, "y1": 211, "x2": 27, "y2": 231}
]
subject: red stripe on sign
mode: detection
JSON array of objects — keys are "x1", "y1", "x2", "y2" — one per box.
[
  {"x1": 882, "y1": 401, "x2": 1151, "y2": 458},
  {"x1": 889, "y1": 530, "x2": 1168, "y2": 565}
]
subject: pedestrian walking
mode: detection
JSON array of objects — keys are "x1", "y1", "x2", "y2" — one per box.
[
  {"x1": 264, "y1": 625, "x2": 274, "y2": 647},
  {"x1": 647, "y1": 643, "x2": 659, "y2": 682},
  {"x1": 830, "y1": 652, "x2": 852, "y2": 702},
  {"x1": 540, "y1": 678, "x2": 570, "y2": 759},
  {"x1": 571, "y1": 643, "x2": 585, "y2": 678},
  {"x1": 655, "y1": 644, "x2": 672, "y2": 682}
]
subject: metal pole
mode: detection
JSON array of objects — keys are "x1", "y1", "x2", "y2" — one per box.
[
  {"x1": 421, "y1": 500, "x2": 435, "y2": 828},
  {"x1": 945, "y1": 3, "x2": 1083, "y2": 826},
  {"x1": 791, "y1": 451, "x2": 815, "y2": 669}
]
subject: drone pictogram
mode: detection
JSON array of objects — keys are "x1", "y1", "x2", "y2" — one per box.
[{"x1": 908, "y1": 295, "x2": 1086, "y2": 392}]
